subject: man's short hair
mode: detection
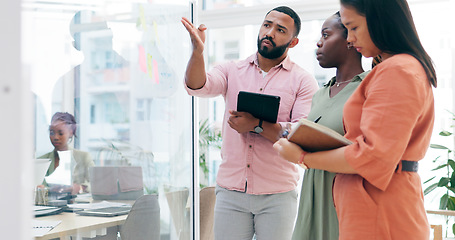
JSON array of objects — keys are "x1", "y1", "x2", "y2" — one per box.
[{"x1": 267, "y1": 6, "x2": 301, "y2": 37}]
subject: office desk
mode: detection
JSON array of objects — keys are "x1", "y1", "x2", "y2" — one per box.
[
  {"x1": 427, "y1": 209, "x2": 455, "y2": 216},
  {"x1": 35, "y1": 212, "x2": 127, "y2": 240}
]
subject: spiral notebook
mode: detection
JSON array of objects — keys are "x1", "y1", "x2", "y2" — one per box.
[{"x1": 32, "y1": 219, "x2": 61, "y2": 237}]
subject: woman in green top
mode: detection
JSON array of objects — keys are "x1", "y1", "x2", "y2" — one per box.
[
  {"x1": 292, "y1": 12, "x2": 367, "y2": 240},
  {"x1": 38, "y1": 112, "x2": 94, "y2": 194}
]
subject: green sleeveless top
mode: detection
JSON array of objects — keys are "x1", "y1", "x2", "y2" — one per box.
[{"x1": 292, "y1": 71, "x2": 368, "y2": 240}]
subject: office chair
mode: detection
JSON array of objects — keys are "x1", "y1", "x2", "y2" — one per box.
[
  {"x1": 430, "y1": 224, "x2": 442, "y2": 240},
  {"x1": 200, "y1": 186, "x2": 215, "y2": 240},
  {"x1": 164, "y1": 186, "x2": 216, "y2": 240},
  {"x1": 165, "y1": 187, "x2": 190, "y2": 240},
  {"x1": 119, "y1": 194, "x2": 160, "y2": 240}
]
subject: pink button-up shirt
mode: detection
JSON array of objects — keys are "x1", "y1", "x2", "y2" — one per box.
[{"x1": 185, "y1": 54, "x2": 318, "y2": 194}]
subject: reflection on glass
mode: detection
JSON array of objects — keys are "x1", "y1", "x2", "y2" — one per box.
[
  {"x1": 28, "y1": 1, "x2": 192, "y2": 239},
  {"x1": 37, "y1": 112, "x2": 94, "y2": 197}
]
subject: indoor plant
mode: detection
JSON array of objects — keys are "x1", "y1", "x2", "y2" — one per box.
[
  {"x1": 199, "y1": 119, "x2": 222, "y2": 188},
  {"x1": 424, "y1": 111, "x2": 455, "y2": 235}
]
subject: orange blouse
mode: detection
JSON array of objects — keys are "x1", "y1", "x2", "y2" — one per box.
[{"x1": 334, "y1": 54, "x2": 434, "y2": 240}]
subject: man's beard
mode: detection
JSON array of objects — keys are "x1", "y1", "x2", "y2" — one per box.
[{"x1": 257, "y1": 36, "x2": 292, "y2": 59}]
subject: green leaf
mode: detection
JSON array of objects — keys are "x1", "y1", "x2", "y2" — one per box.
[
  {"x1": 448, "y1": 187, "x2": 455, "y2": 195},
  {"x1": 449, "y1": 160, "x2": 455, "y2": 171},
  {"x1": 423, "y1": 176, "x2": 436, "y2": 184},
  {"x1": 432, "y1": 164, "x2": 448, "y2": 171},
  {"x1": 453, "y1": 223, "x2": 455, "y2": 237},
  {"x1": 451, "y1": 172, "x2": 455, "y2": 187},
  {"x1": 439, "y1": 130, "x2": 453, "y2": 136},
  {"x1": 438, "y1": 177, "x2": 450, "y2": 187},
  {"x1": 424, "y1": 182, "x2": 438, "y2": 195},
  {"x1": 430, "y1": 144, "x2": 450, "y2": 150},
  {"x1": 448, "y1": 197, "x2": 455, "y2": 210},
  {"x1": 432, "y1": 156, "x2": 441, "y2": 163},
  {"x1": 440, "y1": 194, "x2": 449, "y2": 210}
]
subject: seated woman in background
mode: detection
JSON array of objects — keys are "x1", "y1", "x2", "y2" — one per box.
[{"x1": 38, "y1": 112, "x2": 94, "y2": 194}]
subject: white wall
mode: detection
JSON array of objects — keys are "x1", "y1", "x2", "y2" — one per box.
[{"x1": 0, "y1": 1, "x2": 34, "y2": 239}]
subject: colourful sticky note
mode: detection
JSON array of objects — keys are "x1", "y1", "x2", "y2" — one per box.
[
  {"x1": 147, "y1": 53, "x2": 153, "y2": 81},
  {"x1": 139, "y1": 5, "x2": 147, "y2": 31},
  {"x1": 153, "y1": 21, "x2": 160, "y2": 44},
  {"x1": 138, "y1": 45, "x2": 147, "y2": 73},
  {"x1": 153, "y1": 59, "x2": 159, "y2": 84}
]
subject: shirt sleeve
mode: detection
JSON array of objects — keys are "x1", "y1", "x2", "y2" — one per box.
[
  {"x1": 184, "y1": 63, "x2": 230, "y2": 98},
  {"x1": 344, "y1": 57, "x2": 430, "y2": 191},
  {"x1": 288, "y1": 72, "x2": 319, "y2": 123}
]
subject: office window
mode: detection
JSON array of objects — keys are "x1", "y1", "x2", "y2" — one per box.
[
  {"x1": 90, "y1": 104, "x2": 95, "y2": 123},
  {"x1": 105, "y1": 50, "x2": 113, "y2": 68},
  {"x1": 136, "y1": 98, "x2": 153, "y2": 121},
  {"x1": 136, "y1": 99, "x2": 145, "y2": 121},
  {"x1": 223, "y1": 41, "x2": 239, "y2": 60},
  {"x1": 26, "y1": 1, "x2": 194, "y2": 239}
]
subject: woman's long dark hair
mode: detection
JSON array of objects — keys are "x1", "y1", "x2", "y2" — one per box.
[{"x1": 340, "y1": 0, "x2": 437, "y2": 87}]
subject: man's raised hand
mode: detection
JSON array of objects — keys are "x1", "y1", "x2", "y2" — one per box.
[{"x1": 181, "y1": 17, "x2": 207, "y2": 54}]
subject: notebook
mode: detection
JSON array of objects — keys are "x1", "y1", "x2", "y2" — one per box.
[
  {"x1": 76, "y1": 206, "x2": 132, "y2": 217},
  {"x1": 34, "y1": 205, "x2": 64, "y2": 217},
  {"x1": 32, "y1": 219, "x2": 62, "y2": 237},
  {"x1": 287, "y1": 118, "x2": 352, "y2": 152},
  {"x1": 237, "y1": 91, "x2": 281, "y2": 123}
]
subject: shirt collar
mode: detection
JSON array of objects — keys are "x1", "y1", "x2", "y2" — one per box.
[
  {"x1": 324, "y1": 76, "x2": 338, "y2": 87},
  {"x1": 323, "y1": 70, "x2": 370, "y2": 87},
  {"x1": 247, "y1": 53, "x2": 292, "y2": 71}
]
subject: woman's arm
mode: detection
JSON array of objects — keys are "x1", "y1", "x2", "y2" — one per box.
[{"x1": 273, "y1": 138, "x2": 357, "y2": 174}]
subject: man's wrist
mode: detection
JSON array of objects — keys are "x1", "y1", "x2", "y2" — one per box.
[
  {"x1": 253, "y1": 119, "x2": 263, "y2": 134},
  {"x1": 298, "y1": 151, "x2": 309, "y2": 169}
]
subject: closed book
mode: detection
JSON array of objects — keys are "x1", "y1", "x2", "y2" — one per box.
[{"x1": 287, "y1": 118, "x2": 352, "y2": 152}]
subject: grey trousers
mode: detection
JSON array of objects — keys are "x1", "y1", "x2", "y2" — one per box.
[{"x1": 214, "y1": 185, "x2": 297, "y2": 240}]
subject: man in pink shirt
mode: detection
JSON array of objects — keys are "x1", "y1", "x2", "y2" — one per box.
[{"x1": 181, "y1": 6, "x2": 318, "y2": 240}]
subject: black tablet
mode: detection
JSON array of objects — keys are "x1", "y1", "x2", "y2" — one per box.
[{"x1": 237, "y1": 91, "x2": 280, "y2": 123}]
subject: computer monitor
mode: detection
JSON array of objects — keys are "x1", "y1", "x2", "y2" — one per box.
[{"x1": 90, "y1": 166, "x2": 144, "y2": 200}]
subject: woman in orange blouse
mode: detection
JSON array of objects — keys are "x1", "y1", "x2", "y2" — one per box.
[{"x1": 274, "y1": 0, "x2": 437, "y2": 239}]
